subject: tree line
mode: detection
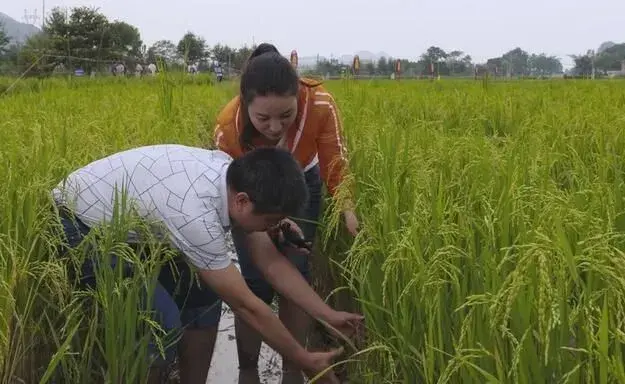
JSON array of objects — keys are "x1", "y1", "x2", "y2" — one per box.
[
  {"x1": 312, "y1": 47, "x2": 565, "y2": 78},
  {"x1": 0, "y1": 6, "x2": 623, "y2": 78},
  {"x1": 0, "y1": 7, "x2": 254, "y2": 76}
]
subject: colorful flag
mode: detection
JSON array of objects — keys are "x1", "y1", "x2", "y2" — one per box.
[
  {"x1": 290, "y1": 50, "x2": 298, "y2": 68},
  {"x1": 353, "y1": 55, "x2": 360, "y2": 74}
]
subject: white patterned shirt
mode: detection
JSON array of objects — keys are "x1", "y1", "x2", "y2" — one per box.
[{"x1": 53, "y1": 144, "x2": 233, "y2": 270}]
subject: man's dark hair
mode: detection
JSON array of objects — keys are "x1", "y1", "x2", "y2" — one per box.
[
  {"x1": 226, "y1": 147, "x2": 308, "y2": 217},
  {"x1": 239, "y1": 43, "x2": 300, "y2": 151}
]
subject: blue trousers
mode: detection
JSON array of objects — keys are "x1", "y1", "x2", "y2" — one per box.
[{"x1": 57, "y1": 207, "x2": 223, "y2": 366}]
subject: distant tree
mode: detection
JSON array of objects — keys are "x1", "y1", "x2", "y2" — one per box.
[
  {"x1": 211, "y1": 43, "x2": 236, "y2": 66},
  {"x1": 461, "y1": 54, "x2": 473, "y2": 74},
  {"x1": 421, "y1": 46, "x2": 447, "y2": 63},
  {"x1": 108, "y1": 21, "x2": 143, "y2": 62},
  {"x1": 315, "y1": 58, "x2": 342, "y2": 76},
  {"x1": 41, "y1": 6, "x2": 143, "y2": 73},
  {"x1": 447, "y1": 50, "x2": 463, "y2": 61},
  {"x1": 528, "y1": 53, "x2": 563, "y2": 75},
  {"x1": 66, "y1": 7, "x2": 111, "y2": 70},
  {"x1": 177, "y1": 32, "x2": 208, "y2": 63},
  {"x1": 411, "y1": 60, "x2": 428, "y2": 76},
  {"x1": 445, "y1": 50, "x2": 473, "y2": 75},
  {"x1": 594, "y1": 43, "x2": 625, "y2": 71},
  {"x1": 388, "y1": 57, "x2": 398, "y2": 75},
  {"x1": 487, "y1": 49, "x2": 559, "y2": 77},
  {"x1": 17, "y1": 33, "x2": 56, "y2": 75},
  {"x1": 147, "y1": 40, "x2": 178, "y2": 66},
  {"x1": 570, "y1": 53, "x2": 594, "y2": 76},
  {"x1": 376, "y1": 56, "x2": 389, "y2": 74},
  {"x1": 446, "y1": 50, "x2": 463, "y2": 74},
  {"x1": 232, "y1": 45, "x2": 254, "y2": 70},
  {"x1": 0, "y1": 22, "x2": 9, "y2": 56},
  {"x1": 597, "y1": 41, "x2": 616, "y2": 54},
  {"x1": 364, "y1": 61, "x2": 375, "y2": 75},
  {"x1": 501, "y1": 47, "x2": 530, "y2": 76},
  {"x1": 1, "y1": 44, "x2": 19, "y2": 66},
  {"x1": 418, "y1": 46, "x2": 449, "y2": 75},
  {"x1": 44, "y1": 7, "x2": 70, "y2": 63}
]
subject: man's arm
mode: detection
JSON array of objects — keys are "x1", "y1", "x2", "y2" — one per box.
[
  {"x1": 167, "y1": 215, "x2": 341, "y2": 381},
  {"x1": 197, "y1": 264, "x2": 313, "y2": 369},
  {"x1": 245, "y1": 231, "x2": 336, "y2": 321}
]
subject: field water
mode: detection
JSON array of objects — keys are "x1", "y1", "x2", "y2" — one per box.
[
  {"x1": 207, "y1": 254, "x2": 283, "y2": 384},
  {"x1": 2, "y1": 76, "x2": 625, "y2": 383}
]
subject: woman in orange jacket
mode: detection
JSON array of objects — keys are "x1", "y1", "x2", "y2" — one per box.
[{"x1": 213, "y1": 43, "x2": 359, "y2": 383}]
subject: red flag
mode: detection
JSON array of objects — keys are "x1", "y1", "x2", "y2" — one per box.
[
  {"x1": 290, "y1": 50, "x2": 298, "y2": 68},
  {"x1": 353, "y1": 55, "x2": 360, "y2": 74}
]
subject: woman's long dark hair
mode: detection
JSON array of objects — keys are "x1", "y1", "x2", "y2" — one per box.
[{"x1": 239, "y1": 43, "x2": 300, "y2": 151}]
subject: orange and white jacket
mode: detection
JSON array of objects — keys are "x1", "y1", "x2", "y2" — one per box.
[{"x1": 213, "y1": 78, "x2": 348, "y2": 197}]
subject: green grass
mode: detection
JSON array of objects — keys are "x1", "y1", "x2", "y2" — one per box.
[{"x1": 1, "y1": 76, "x2": 625, "y2": 383}]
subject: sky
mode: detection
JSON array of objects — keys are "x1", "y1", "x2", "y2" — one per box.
[{"x1": 6, "y1": 0, "x2": 624, "y2": 66}]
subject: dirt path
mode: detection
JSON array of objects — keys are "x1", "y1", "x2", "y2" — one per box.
[
  {"x1": 205, "y1": 248, "x2": 283, "y2": 383},
  {"x1": 205, "y1": 305, "x2": 282, "y2": 383}
]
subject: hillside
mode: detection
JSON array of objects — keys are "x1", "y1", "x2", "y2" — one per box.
[{"x1": 0, "y1": 12, "x2": 40, "y2": 44}]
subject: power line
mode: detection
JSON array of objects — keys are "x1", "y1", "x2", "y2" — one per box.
[{"x1": 23, "y1": 9, "x2": 39, "y2": 26}]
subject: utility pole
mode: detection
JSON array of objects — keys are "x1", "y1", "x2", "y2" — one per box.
[
  {"x1": 587, "y1": 49, "x2": 596, "y2": 79},
  {"x1": 591, "y1": 50, "x2": 596, "y2": 80},
  {"x1": 42, "y1": 0, "x2": 46, "y2": 29}
]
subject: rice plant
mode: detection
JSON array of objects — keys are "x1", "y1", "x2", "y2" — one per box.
[{"x1": 1, "y1": 76, "x2": 625, "y2": 383}]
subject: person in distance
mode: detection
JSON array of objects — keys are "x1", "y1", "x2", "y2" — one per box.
[
  {"x1": 213, "y1": 43, "x2": 361, "y2": 383},
  {"x1": 52, "y1": 144, "x2": 362, "y2": 384}
]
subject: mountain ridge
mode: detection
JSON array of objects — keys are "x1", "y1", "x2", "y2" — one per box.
[{"x1": 0, "y1": 12, "x2": 41, "y2": 44}]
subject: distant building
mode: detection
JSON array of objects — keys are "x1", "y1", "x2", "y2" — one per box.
[{"x1": 607, "y1": 61, "x2": 625, "y2": 78}]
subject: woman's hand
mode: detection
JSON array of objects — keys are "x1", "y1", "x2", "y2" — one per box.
[{"x1": 343, "y1": 210, "x2": 360, "y2": 237}]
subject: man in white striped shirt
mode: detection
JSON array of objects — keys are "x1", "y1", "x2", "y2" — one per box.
[{"x1": 53, "y1": 144, "x2": 362, "y2": 384}]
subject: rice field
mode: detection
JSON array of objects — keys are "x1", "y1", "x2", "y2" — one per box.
[{"x1": 2, "y1": 75, "x2": 625, "y2": 383}]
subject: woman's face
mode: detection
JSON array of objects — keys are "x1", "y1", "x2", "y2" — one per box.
[{"x1": 247, "y1": 94, "x2": 298, "y2": 142}]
